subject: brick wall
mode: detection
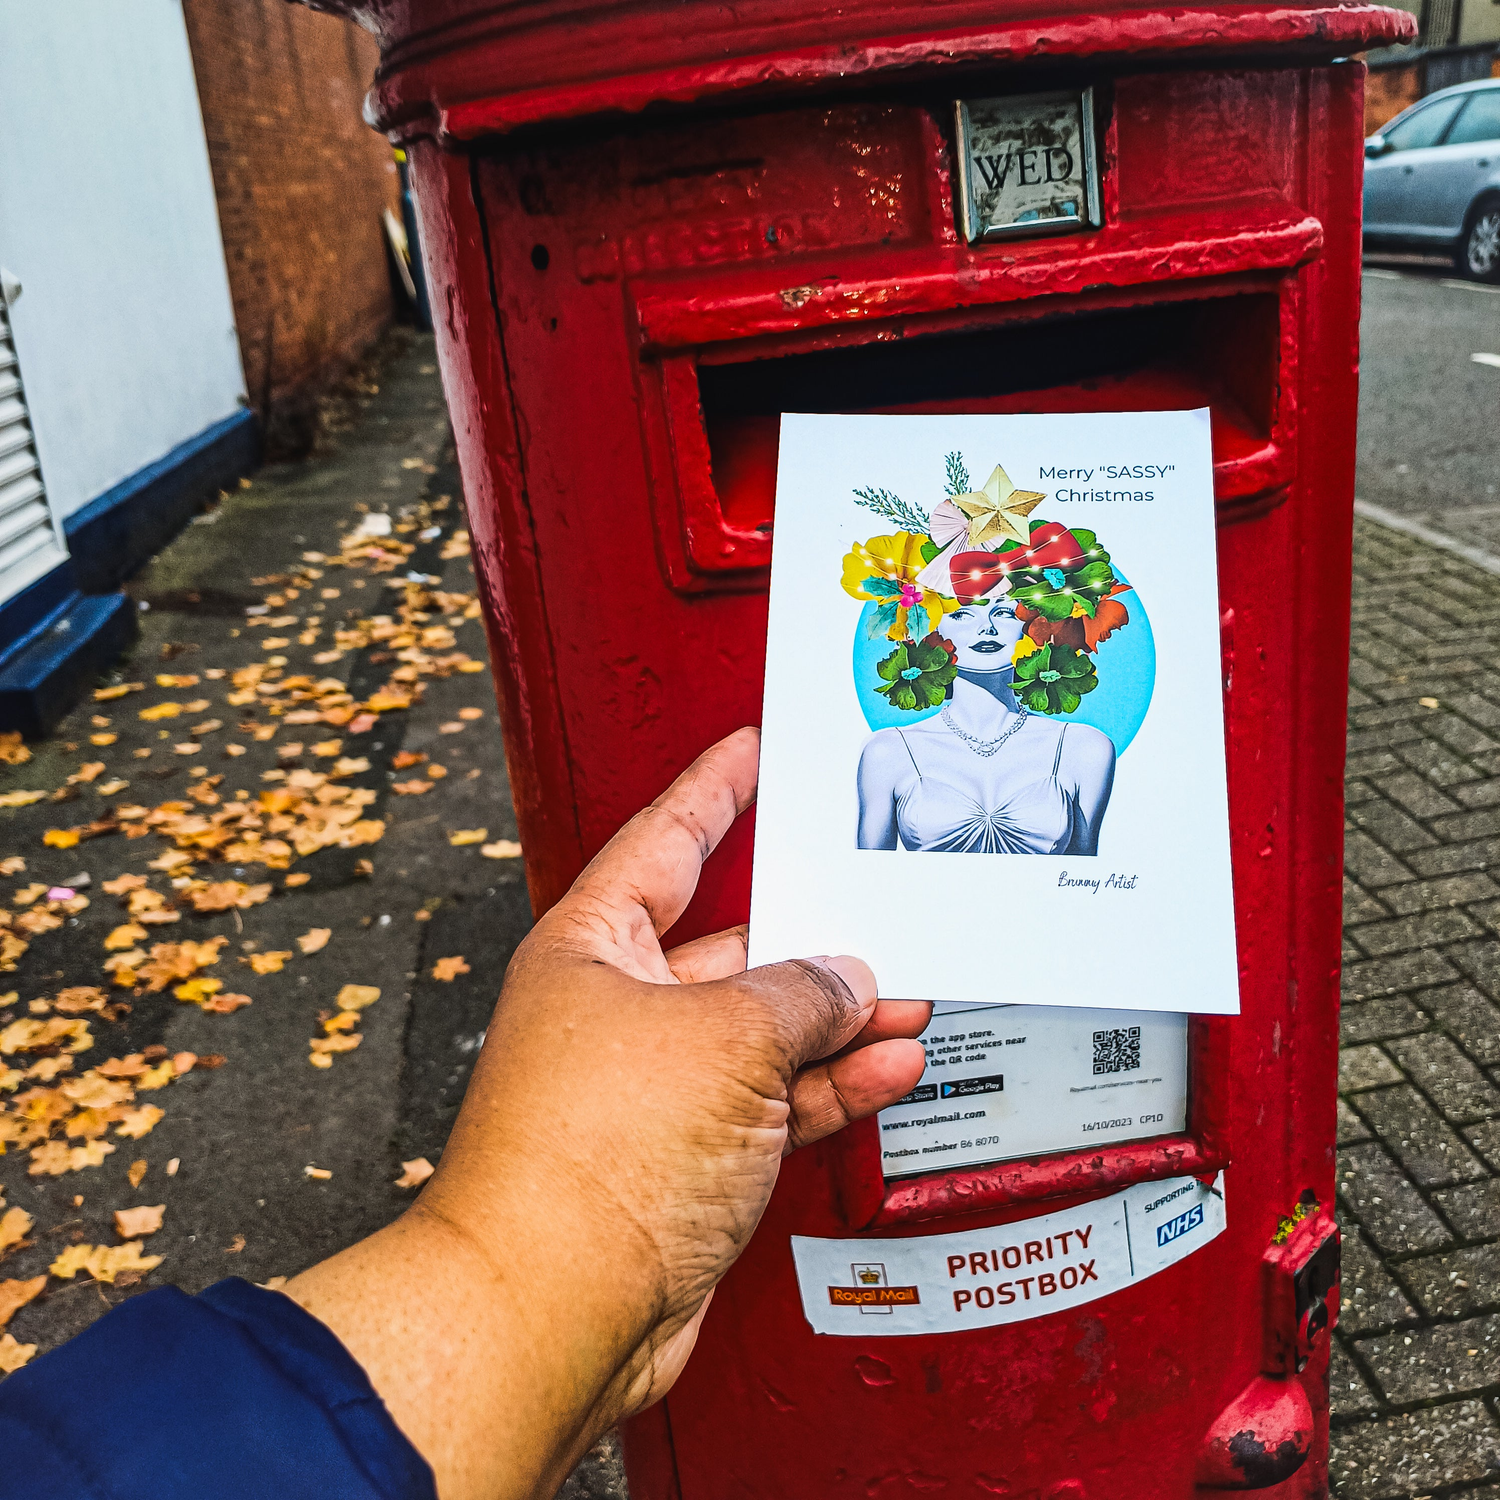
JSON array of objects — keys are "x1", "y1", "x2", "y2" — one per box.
[
  {"x1": 1366, "y1": 62, "x2": 1424, "y2": 135},
  {"x1": 181, "y1": 0, "x2": 399, "y2": 452},
  {"x1": 1365, "y1": 49, "x2": 1500, "y2": 137}
]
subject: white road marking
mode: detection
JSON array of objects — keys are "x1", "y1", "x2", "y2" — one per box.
[
  {"x1": 1364, "y1": 268, "x2": 1403, "y2": 279},
  {"x1": 1441, "y1": 278, "x2": 1500, "y2": 294},
  {"x1": 1430, "y1": 502, "x2": 1500, "y2": 518},
  {"x1": 1472, "y1": 352, "x2": 1500, "y2": 368},
  {"x1": 1355, "y1": 499, "x2": 1500, "y2": 579}
]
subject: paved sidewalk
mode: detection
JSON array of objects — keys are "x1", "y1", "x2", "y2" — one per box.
[
  {"x1": 1331, "y1": 516, "x2": 1500, "y2": 1498},
  {"x1": 0, "y1": 334, "x2": 531, "y2": 1353}
]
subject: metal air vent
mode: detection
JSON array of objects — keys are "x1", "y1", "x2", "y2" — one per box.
[{"x1": 0, "y1": 293, "x2": 65, "y2": 605}]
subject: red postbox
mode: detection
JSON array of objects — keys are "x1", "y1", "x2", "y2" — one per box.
[{"x1": 311, "y1": 3, "x2": 1415, "y2": 1493}]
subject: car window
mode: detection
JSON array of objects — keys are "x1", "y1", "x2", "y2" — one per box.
[
  {"x1": 1445, "y1": 90, "x2": 1500, "y2": 146},
  {"x1": 1382, "y1": 94, "x2": 1466, "y2": 151}
]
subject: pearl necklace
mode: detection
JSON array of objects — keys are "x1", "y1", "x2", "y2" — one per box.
[{"x1": 941, "y1": 705, "x2": 1029, "y2": 758}]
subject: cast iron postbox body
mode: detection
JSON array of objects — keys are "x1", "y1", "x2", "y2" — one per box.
[{"x1": 320, "y1": 2, "x2": 1414, "y2": 1493}]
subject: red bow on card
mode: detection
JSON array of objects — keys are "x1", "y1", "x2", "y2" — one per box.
[
  {"x1": 948, "y1": 525, "x2": 1088, "y2": 603},
  {"x1": 948, "y1": 552, "x2": 1009, "y2": 604},
  {"x1": 1000, "y1": 523, "x2": 1087, "y2": 573}
]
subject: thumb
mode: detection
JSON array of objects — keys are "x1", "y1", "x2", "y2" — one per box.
[{"x1": 702, "y1": 955, "x2": 878, "y2": 1078}]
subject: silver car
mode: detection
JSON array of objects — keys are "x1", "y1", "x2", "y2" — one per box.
[{"x1": 1364, "y1": 79, "x2": 1500, "y2": 279}]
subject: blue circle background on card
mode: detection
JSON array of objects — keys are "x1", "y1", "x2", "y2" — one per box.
[{"x1": 851, "y1": 574, "x2": 1156, "y2": 753}]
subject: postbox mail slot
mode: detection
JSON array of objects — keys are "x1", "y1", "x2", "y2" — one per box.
[{"x1": 649, "y1": 288, "x2": 1294, "y2": 588}]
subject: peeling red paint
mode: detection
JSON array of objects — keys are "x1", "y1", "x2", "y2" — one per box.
[{"x1": 1196, "y1": 1374, "x2": 1314, "y2": 1489}]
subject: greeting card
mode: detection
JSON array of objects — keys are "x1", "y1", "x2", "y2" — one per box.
[{"x1": 747, "y1": 409, "x2": 1238, "y2": 1015}]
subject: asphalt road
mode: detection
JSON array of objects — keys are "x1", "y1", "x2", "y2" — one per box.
[{"x1": 1358, "y1": 260, "x2": 1500, "y2": 546}]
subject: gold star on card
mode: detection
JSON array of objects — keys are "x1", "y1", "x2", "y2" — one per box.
[{"x1": 952, "y1": 464, "x2": 1046, "y2": 549}]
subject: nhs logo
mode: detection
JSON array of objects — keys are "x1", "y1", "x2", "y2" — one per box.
[{"x1": 1156, "y1": 1204, "x2": 1205, "y2": 1248}]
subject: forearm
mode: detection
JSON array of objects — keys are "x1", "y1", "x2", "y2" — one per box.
[
  {"x1": 284, "y1": 960, "x2": 736, "y2": 1500},
  {"x1": 286, "y1": 999, "x2": 650, "y2": 1500},
  {"x1": 286, "y1": 1188, "x2": 649, "y2": 1500}
]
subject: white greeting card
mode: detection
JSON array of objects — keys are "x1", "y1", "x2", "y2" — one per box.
[{"x1": 747, "y1": 409, "x2": 1239, "y2": 1015}]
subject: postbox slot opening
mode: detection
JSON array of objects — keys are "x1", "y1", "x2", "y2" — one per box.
[
  {"x1": 1194, "y1": 293, "x2": 1280, "y2": 437},
  {"x1": 694, "y1": 292, "x2": 1281, "y2": 538},
  {"x1": 704, "y1": 414, "x2": 781, "y2": 535}
]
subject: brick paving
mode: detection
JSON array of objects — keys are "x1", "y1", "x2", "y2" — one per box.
[{"x1": 1332, "y1": 517, "x2": 1500, "y2": 1497}]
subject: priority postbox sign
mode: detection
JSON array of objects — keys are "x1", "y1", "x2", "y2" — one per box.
[
  {"x1": 791, "y1": 1173, "x2": 1225, "y2": 1335},
  {"x1": 954, "y1": 89, "x2": 1102, "y2": 243}
]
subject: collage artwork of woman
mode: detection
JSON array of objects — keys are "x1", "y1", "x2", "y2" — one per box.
[{"x1": 843, "y1": 454, "x2": 1136, "y2": 857}]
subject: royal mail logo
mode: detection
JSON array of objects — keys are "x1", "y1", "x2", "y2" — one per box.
[
  {"x1": 1156, "y1": 1203, "x2": 1205, "y2": 1248},
  {"x1": 831, "y1": 1261, "x2": 920, "y2": 1312},
  {"x1": 828, "y1": 1285, "x2": 921, "y2": 1307}
]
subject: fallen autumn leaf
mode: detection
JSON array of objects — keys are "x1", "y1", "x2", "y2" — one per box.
[
  {"x1": 0, "y1": 1333, "x2": 36, "y2": 1373},
  {"x1": 49, "y1": 1241, "x2": 162, "y2": 1284},
  {"x1": 395, "y1": 1157, "x2": 435, "y2": 1189},
  {"x1": 0, "y1": 1276, "x2": 45, "y2": 1327},
  {"x1": 0, "y1": 1208, "x2": 35, "y2": 1255},
  {"x1": 113, "y1": 1204, "x2": 165, "y2": 1239}
]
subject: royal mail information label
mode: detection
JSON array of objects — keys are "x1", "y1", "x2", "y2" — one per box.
[
  {"x1": 878, "y1": 1003, "x2": 1188, "y2": 1179},
  {"x1": 792, "y1": 1173, "x2": 1225, "y2": 1336}
]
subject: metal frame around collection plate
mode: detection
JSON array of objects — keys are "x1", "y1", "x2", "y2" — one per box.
[{"x1": 954, "y1": 87, "x2": 1103, "y2": 244}]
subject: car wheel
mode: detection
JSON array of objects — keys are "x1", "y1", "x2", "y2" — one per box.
[{"x1": 1461, "y1": 198, "x2": 1500, "y2": 281}]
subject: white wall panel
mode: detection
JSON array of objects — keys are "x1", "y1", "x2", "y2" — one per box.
[{"x1": 0, "y1": 0, "x2": 246, "y2": 524}]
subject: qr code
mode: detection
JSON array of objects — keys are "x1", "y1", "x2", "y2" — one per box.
[{"x1": 1093, "y1": 1027, "x2": 1142, "y2": 1075}]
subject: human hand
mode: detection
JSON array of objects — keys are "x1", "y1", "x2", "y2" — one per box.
[{"x1": 287, "y1": 727, "x2": 930, "y2": 1500}]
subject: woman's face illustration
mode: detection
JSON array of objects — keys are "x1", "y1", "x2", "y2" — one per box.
[{"x1": 941, "y1": 599, "x2": 1027, "y2": 673}]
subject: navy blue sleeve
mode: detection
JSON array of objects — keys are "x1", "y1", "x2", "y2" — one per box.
[{"x1": 0, "y1": 1277, "x2": 437, "y2": 1500}]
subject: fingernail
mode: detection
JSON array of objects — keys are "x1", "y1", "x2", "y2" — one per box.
[{"x1": 809, "y1": 955, "x2": 877, "y2": 1006}]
